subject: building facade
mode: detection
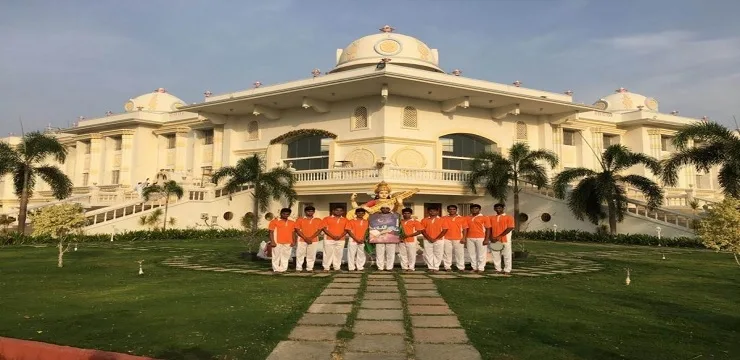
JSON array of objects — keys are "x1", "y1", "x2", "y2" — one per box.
[{"x1": 0, "y1": 26, "x2": 721, "y2": 236}]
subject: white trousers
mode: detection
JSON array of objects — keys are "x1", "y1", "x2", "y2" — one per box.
[
  {"x1": 323, "y1": 239, "x2": 345, "y2": 270},
  {"x1": 423, "y1": 239, "x2": 444, "y2": 270},
  {"x1": 398, "y1": 242, "x2": 417, "y2": 270},
  {"x1": 347, "y1": 241, "x2": 366, "y2": 271},
  {"x1": 295, "y1": 240, "x2": 319, "y2": 271},
  {"x1": 271, "y1": 244, "x2": 291, "y2": 272},
  {"x1": 375, "y1": 243, "x2": 397, "y2": 270},
  {"x1": 442, "y1": 240, "x2": 466, "y2": 271},
  {"x1": 491, "y1": 241, "x2": 513, "y2": 272},
  {"x1": 467, "y1": 238, "x2": 487, "y2": 271}
]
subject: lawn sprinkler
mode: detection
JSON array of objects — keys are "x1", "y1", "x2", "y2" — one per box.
[
  {"x1": 111, "y1": 226, "x2": 116, "y2": 242},
  {"x1": 553, "y1": 224, "x2": 558, "y2": 241},
  {"x1": 74, "y1": 243, "x2": 78, "y2": 252},
  {"x1": 137, "y1": 260, "x2": 145, "y2": 275},
  {"x1": 656, "y1": 226, "x2": 665, "y2": 260},
  {"x1": 625, "y1": 267, "x2": 631, "y2": 286}
]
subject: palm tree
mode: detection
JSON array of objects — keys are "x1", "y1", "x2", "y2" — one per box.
[
  {"x1": 661, "y1": 122, "x2": 740, "y2": 198},
  {"x1": 466, "y1": 142, "x2": 559, "y2": 231},
  {"x1": 211, "y1": 155, "x2": 296, "y2": 230},
  {"x1": 141, "y1": 180, "x2": 184, "y2": 231},
  {"x1": 553, "y1": 144, "x2": 664, "y2": 235},
  {"x1": 0, "y1": 131, "x2": 73, "y2": 234}
]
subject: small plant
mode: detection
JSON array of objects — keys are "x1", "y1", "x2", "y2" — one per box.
[
  {"x1": 688, "y1": 199, "x2": 700, "y2": 214},
  {"x1": 138, "y1": 208, "x2": 164, "y2": 230},
  {"x1": 30, "y1": 203, "x2": 86, "y2": 267}
]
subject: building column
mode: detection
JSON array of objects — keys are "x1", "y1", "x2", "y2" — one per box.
[
  {"x1": 590, "y1": 128, "x2": 604, "y2": 170},
  {"x1": 74, "y1": 141, "x2": 86, "y2": 187},
  {"x1": 552, "y1": 125, "x2": 563, "y2": 171},
  {"x1": 89, "y1": 133, "x2": 103, "y2": 186},
  {"x1": 174, "y1": 128, "x2": 189, "y2": 172},
  {"x1": 212, "y1": 126, "x2": 224, "y2": 169},
  {"x1": 119, "y1": 130, "x2": 135, "y2": 186},
  {"x1": 647, "y1": 130, "x2": 662, "y2": 181},
  {"x1": 64, "y1": 144, "x2": 77, "y2": 186}
]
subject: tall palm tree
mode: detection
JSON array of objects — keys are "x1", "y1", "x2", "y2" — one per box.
[
  {"x1": 211, "y1": 155, "x2": 296, "y2": 230},
  {"x1": 141, "y1": 180, "x2": 184, "y2": 231},
  {"x1": 661, "y1": 121, "x2": 740, "y2": 198},
  {"x1": 466, "y1": 142, "x2": 559, "y2": 231},
  {"x1": 0, "y1": 131, "x2": 73, "y2": 233},
  {"x1": 553, "y1": 144, "x2": 664, "y2": 235}
]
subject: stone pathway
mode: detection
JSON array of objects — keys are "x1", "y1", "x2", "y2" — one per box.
[{"x1": 266, "y1": 273, "x2": 481, "y2": 360}]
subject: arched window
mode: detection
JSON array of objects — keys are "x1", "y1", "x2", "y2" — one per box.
[
  {"x1": 402, "y1": 106, "x2": 418, "y2": 129},
  {"x1": 284, "y1": 135, "x2": 330, "y2": 170},
  {"x1": 440, "y1": 133, "x2": 493, "y2": 171},
  {"x1": 351, "y1": 106, "x2": 368, "y2": 130},
  {"x1": 246, "y1": 121, "x2": 259, "y2": 141},
  {"x1": 516, "y1": 121, "x2": 527, "y2": 140}
]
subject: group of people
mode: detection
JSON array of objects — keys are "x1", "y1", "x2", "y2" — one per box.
[{"x1": 267, "y1": 203, "x2": 515, "y2": 275}]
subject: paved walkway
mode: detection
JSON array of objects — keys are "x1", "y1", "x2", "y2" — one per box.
[{"x1": 266, "y1": 273, "x2": 481, "y2": 360}]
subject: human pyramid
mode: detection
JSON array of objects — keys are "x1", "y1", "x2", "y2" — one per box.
[{"x1": 267, "y1": 181, "x2": 516, "y2": 275}]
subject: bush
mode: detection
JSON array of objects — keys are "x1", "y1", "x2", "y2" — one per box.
[
  {"x1": 1, "y1": 228, "x2": 271, "y2": 246},
  {"x1": 512, "y1": 229, "x2": 703, "y2": 248}
]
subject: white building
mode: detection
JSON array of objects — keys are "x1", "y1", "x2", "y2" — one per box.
[{"x1": 0, "y1": 26, "x2": 721, "y2": 237}]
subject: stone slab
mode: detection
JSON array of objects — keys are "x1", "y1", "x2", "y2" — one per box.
[
  {"x1": 343, "y1": 353, "x2": 406, "y2": 360},
  {"x1": 401, "y1": 275, "x2": 428, "y2": 278},
  {"x1": 365, "y1": 286, "x2": 399, "y2": 293},
  {"x1": 333, "y1": 278, "x2": 362, "y2": 283},
  {"x1": 312, "y1": 273, "x2": 332, "y2": 277},
  {"x1": 402, "y1": 278, "x2": 434, "y2": 284},
  {"x1": 364, "y1": 292, "x2": 401, "y2": 300},
  {"x1": 360, "y1": 300, "x2": 402, "y2": 309},
  {"x1": 335, "y1": 273, "x2": 363, "y2": 278},
  {"x1": 314, "y1": 295, "x2": 355, "y2": 304},
  {"x1": 298, "y1": 313, "x2": 348, "y2": 326},
  {"x1": 406, "y1": 290, "x2": 440, "y2": 297},
  {"x1": 516, "y1": 273, "x2": 541, "y2": 277},
  {"x1": 407, "y1": 297, "x2": 447, "y2": 306},
  {"x1": 321, "y1": 289, "x2": 357, "y2": 296},
  {"x1": 411, "y1": 315, "x2": 461, "y2": 328},
  {"x1": 266, "y1": 340, "x2": 336, "y2": 360},
  {"x1": 413, "y1": 328, "x2": 469, "y2": 343},
  {"x1": 288, "y1": 326, "x2": 342, "y2": 341},
  {"x1": 408, "y1": 305, "x2": 453, "y2": 315},
  {"x1": 458, "y1": 274, "x2": 485, "y2": 279},
  {"x1": 357, "y1": 309, "x2": 404, "y2": 320},
  {"x1": 346, "y1": 334, "x2": 406, "y2": 353},
  {"x1": 327, "y1": 282, "x2": 361, "y2": 289},
  {"x1": 308, "y1": 304, "x2": 353, "y2": 314},
  {"x1": 405, "y1": 283, "x2": 436, "y2": 290},
  {"x1": 428, "y1": 274, "x2": 457, "y2": 279},
  {"x1": 366, "y1": 280, "x2": 397, "y2": 286},
  {"x1": 353, "y1": 320, "x2": 405, "y2": 335},
  {"x1": 367, "y1": 274, "x2": 394, "y2": 279},
  {"x1": 414, "y1": 344, "x2": 481, "y2": 360}
]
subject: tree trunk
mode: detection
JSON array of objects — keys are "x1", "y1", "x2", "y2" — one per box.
[
  {"x1": 162, "y1": 195, "x2": 169, "y2": 231},
  {"x1": 17, "y1": 166, "x2": 31, "y2": 234},
  {"x1": 57, "y1": 241, "x2": 64, "y2": 268},
  {"x1": 513, "y1": 181, "x2": 521, "y2": 232},
  {"x1": 252, "y1": 189, "x2": 259, "y2": 230},
  {"x1": 607, "y1": 200, "x2": 618, "y2": 235}
]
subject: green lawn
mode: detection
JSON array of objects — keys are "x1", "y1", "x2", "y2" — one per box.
[
  {"x1": 0, "y1": 239, "x2": 330, "y2": 360},
  {"x1": 437, "y1": 241, "x2": 740, "y2": 360}
]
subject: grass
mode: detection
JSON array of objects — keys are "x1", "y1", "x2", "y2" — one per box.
[
  {"x1": 436, "y1": 241, "x2": 740, "y2": 360},
  {"x1": 0, "y1": 239, "x2": 330, "y2": 360}
]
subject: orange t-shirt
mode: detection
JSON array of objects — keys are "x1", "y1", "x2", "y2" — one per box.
[
  {"x1": 490, "y1": 214, "x2": 515, "y2": 242},
  {"x1": 421, "y1": 216, "x2": 447, "y2": 240},
  {"x1": 345, "y1": 218, "x2": 369, "y2": 241},
  {"x1": 294, "y1": 217, "x2": 323, "y2": 242},
  {"x1": 467, "y1": 214, "x2": 491, "y2": 238},
  {"x1": 268, "y1": 218, "x2": 296, "y2": 244},
  {"x1": 443, "y1": 215, "x2": 468, "y2": 240},
  {"x1": 323, "y1": 216, "x2": 348, "y2": 239},
  {"x1": 401, "y1": 219, "x2": 424, "y2": 242}
]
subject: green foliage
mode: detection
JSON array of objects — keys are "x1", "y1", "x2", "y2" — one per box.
[
  {"x1": 697, "y1": 197, "x2": 740, "y2": 265},
  {"x1": 268, "y1": 129, "x2": 337, "y2": 145},
  {"x1": 138, "y1": 208, "x2": 164, "y2": 230},
  {"x1": 141, "y1": 181, "x2": 184, "y2": 231},
  {"x1": 512, "y1": 229, "x2": 702, "y2": 248},
  {"x1": 240, "y1": 212, "x2": 255, "y2": 231},
  {"x1": 30, "y1": 203, "x2": 86, "y2": 238},
  {"x1": 1, "y1": 228, "x2": 269, "y2": 246},
  {"x1": 0, "y1": 214, "x2": 15, "y2": 232}
]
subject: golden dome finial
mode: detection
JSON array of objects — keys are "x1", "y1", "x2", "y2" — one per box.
[{"x1": 380, "y1": 25, "x2": 395, "y2": 33}]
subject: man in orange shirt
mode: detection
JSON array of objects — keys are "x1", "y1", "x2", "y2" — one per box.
[
  {"x1": 400, "y1": 208, "x2": 424, "y2": 271},
  {"x1": 322, "y1": 206, "x2": 348, "y2": 272},
  {"x1": 466, "y1": 204, "x2": 491, "y2": 272},
  {"x1": 294, "y1": 206, "x2": 323, "y2": 272},
  {"x1": 268, "y1": 208, "x2": 296, "y2": 273},
  {"x1": 345, "y1": 208, "x2": 369, "y2": 271},
  {"x1": 490, "y1": 203, "x2": 515, "y2": 275},
  {"x1": 442, "y1": 205, "x2": 469, "y2": 272},
  {"x1": 421, "y1": 206, "x2": 447, "y2": 272}
]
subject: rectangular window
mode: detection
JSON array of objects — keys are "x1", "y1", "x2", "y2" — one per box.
[
  {"x1": 440, "y1": 138, "x2": 454, "y2": 153},
  {"x1": 113, "y1": 136, "x2": 122, "y2": 151},
  {"x1": 661, "y1": 136, "x2": 675, "y2": 152},
  {"x1": 563, "y1": 130, "x2": 577, "y2": 146},
  {"x1": 457, "y1": 203, "x2": 473, "y2": 216},
  {"x1": 203, "y1": 129, "x2": 214, "y2": 145},
  {"x1": 603, "y1": 134, "x2": 619, "y2": 147},
  {"x1": 111, "y1": 170, "x2": 120, "y2": 185},
  {"x1": 82, "y1": 173, "x2": 89, "y2": 186},
  {"x1": 166, "y1": 135, "x2": 176, "y2": 149}
]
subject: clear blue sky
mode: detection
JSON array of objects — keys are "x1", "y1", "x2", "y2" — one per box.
[{"x1": 1, "y1": 0, "x2": 739, "y2": 133}]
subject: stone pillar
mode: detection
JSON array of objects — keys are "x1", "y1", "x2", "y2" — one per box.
[
  {"x1": 647, "y1": 130, "x2": 662, "y2": 181},
  {"x1": 174, "y1": 128, "x2": 189, "y2": 172},
  {"x1": 120, "y1": 130, "x2": 135, "y2": 186},
  {"x1": 74, "y1": 140, "x2": 86, "y2": 187},
  {"x1": 64, "y1": 144, "x2": 77, "y2": 186},
  {"x1": 89, "y1": 133, "x2": 103, "y2": 185},
  {"x1": 590, "y1": 128, "x2": 604, "y2": 170},
  {"x1": 552, "y1": 125, "x2": 563, "y2": 170},
  {"x1": 212, "y1": 126, "x2": 224, "y2": 169}
]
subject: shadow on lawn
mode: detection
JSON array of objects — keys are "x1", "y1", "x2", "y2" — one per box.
[{"x1": 154, "y1": 347, "x2": 215, "y2": 360}]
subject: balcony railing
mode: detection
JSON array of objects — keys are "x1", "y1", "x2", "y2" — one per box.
[{"x1": 292, "y1": 166, "x2": 472, "y2": 184}]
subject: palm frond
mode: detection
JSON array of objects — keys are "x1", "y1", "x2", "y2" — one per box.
[
  {"x1": 260, "y1": 167, "x2": 297, "y2": 206},
  {"x1": 35, "y1": 165, "x2": 73, "y2": 200},
  {"x1": 661, "y1": 144, "x2": 725, "y2": 187},
  {"x1": 566, "y1": 176, "x2": 606, "y2": 225},
  {"x1": 13, "y1": 163, "x2": 35, "y2": 198},
  {"x1": 521, "y1": 149, "x2": 559, "y2": 169},
  {"x1": 466, "y1": 151, "x2": 510, "y2": 198},
  {"x1": 717, "y1": 164, "x2": 740, "y2": 198},
  {"x1": 211, "y1": 166, "x2": 238, "y2": 185},
  {"x1": 141, "y1": 184, "x2": 164, "y2": 201},
  {"x1": 673, "y1": 122, "x2": 737, "y2": 150},
  {"x1": 507, "y1": 142, "x2": 531, "y2": 164},
  {"x1": 163, "y1": 180, "x2": 184, "y2": 199},
  {"x1": 552, "y1": 167, "x2": 597, "y2": 199},
  {"x1": 518, "y1": 162, "x2": 549, "y2": 188},
  {"x1": 0, "y1": 142, "x2": 20, "y2": 176},
  {"x1": 619, "y1": 174, "x2": 664, "y2": 209},
  {"x1": 19, "y1": 131, "x2": 68, "y2": 164}
]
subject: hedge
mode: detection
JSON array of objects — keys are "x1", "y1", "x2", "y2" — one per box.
[
  {"x1": 1, "y1": 228, "x2": 270, "y2": 246},
  {"x1": 513, "y1": 230, "x2": 703, "y2": 248}
]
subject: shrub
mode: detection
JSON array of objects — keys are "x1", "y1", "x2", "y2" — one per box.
[
  {"x1": 512, "y1": 229, "x2": 702, "y2": 248},
  {"x1": 1, "y1": 228, "x2": 271, "y2": 246}
]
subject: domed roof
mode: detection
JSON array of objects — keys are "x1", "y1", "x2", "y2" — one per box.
[
  {"x1": 329, "y1": 25, "x2": 443, "y2": 73},
  {"x1": 593, "y1": 88, "x2": 659, "y2": 112},
  {"x1": 124, "y1": 88, "x2": 186, "y2": 113}
]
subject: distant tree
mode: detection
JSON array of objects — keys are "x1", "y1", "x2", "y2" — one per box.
[
  {"x1": 553, "y1": 144, "x2": 664, "y2": 235},
  {"x1": 697, "y1": 197, "x2": 740, "y2": 267},
  {"x1": 0, "y1": 132, "x2": 73, "y2": 234},
  {"x1": 212, "y1": 155, "x2": 296, "y2": 230},
  {"x1": 30, "y1": 203, "x2": 86, "y2": 267},
  {"x1": 662, "y1": 122, "x2": 740, "y2": 198},
  {"x1": 466, "y1": 142, "x2": 558, "y2": 231},
  {"x1": 141, "y1": 181, "x2": 184, "y2": 231}
]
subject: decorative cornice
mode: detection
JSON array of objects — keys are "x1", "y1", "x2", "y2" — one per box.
[
  {"x1": 152, "y1": 126, "x2": 191, "y2": 136},
  {"x1": 233, "y1": 148, "x2": 268, "y2": 156},
  {"x1": 647, "y1": 128, "x2": 677, "y2": 136},
  {"x1": 100, "y1": 129, "x2": 135, "y2": 137}
]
